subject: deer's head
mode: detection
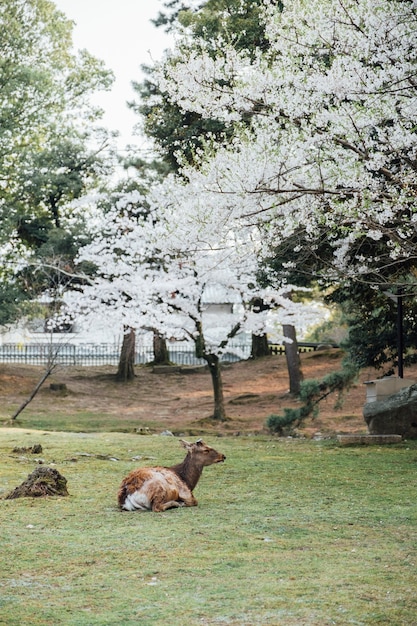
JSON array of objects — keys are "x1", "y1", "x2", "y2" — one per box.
[{"x1": 180, "y1": 439, "x2": 226, "y2": 466}]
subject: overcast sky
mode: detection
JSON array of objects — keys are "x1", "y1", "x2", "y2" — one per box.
[{"x1": 54, "y1": 0, "x2": 174, "y2": 150}]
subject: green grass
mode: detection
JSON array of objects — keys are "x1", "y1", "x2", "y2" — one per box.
[
  {"x1": 5, "y1": 411, "x2": 211, "y2": 435},
  {"x1": 7, "y1": 410, "x2": 135, "y2": 433},
  {"x1": 1, "y1": 430, "x2": 416, "y2": 625}
]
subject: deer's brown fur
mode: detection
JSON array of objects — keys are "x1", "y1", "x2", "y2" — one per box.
[{"x1": 117, "y1": 439, "x2": 225, "y2": 512}]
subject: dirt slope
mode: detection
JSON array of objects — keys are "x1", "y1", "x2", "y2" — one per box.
[{"x1": 1, "y1": 350, "x2": 413, "y2": 437}]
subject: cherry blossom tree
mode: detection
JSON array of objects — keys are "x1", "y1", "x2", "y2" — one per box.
[
  {"x1": 155, "y1": 0, "x2": 417, "y2": 289},
  {"x1": 75, "y1": 182, "x2": 315, "y2": 420}
]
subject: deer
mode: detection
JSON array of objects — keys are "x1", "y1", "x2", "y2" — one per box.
[{"x1": 117, "y1": 439, "x2": 226, "y2": 512}]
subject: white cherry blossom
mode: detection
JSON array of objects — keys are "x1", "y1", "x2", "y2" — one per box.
[{"x1": 155, "y1": 0, "x2": 417, "y2": 282}]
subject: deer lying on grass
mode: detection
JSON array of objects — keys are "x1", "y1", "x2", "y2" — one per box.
[{"x1": 118, "y1": 439, "x2": 226, "y2": 512}]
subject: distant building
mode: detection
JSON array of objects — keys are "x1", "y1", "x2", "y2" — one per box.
[{"x1": 0, "y1": 282, "x2": 251, "y2": 350}]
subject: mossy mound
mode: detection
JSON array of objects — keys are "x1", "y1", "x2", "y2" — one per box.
[{"x1": 5, "y1": 467, "x2": 69, "y2": 499}]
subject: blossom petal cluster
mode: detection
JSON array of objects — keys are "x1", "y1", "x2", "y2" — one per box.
[
  {"x1": 156, "y1": 0, "x2": 417, "y2": 280},
  {"x1": 76, "y1": 179, "x2": 313, "y2": 352}
]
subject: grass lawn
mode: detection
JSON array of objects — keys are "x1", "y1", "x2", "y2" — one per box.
[{"x1": 0, "y1": 429, "x2": 416, "y2": 625}]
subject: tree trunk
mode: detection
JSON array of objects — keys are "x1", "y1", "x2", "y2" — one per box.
[
  {"x1": 250, "y1": 298, "x2": 271, "y2": 358},
  {"x1": 116, "y1": 327, "x2": 136, "y2": 382},
  {"x1": 251, "y1": 333, "x2": 270, "y2": 358},
  {"x1": 152, "y1": 330, "x2": 170, "y2": 365},
  {"x1": 204, "y1": 353, "x2": 227, "y2": 421},
  {"x1": 283, "y1": 324, "x2": 303, "y2": 395}
]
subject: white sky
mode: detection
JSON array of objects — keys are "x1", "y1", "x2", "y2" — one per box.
[{"x1": 53, "y1": 0, "x2": 174, "y2": 151}]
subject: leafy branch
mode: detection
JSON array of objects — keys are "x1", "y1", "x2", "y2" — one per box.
[{"x1": 267, "y1": 361, "x2": 359, "y2": 434}]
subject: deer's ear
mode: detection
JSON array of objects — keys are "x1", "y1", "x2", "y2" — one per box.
[
  {"x1": 195, "y1": 439, "x2": 205, "y2": 446},
  {"x1": 180, "y1": 439, "x2": 192, "y2": 449}
]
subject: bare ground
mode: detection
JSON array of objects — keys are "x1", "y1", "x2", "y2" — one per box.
[{"x1": 1, "y1": 350, "x2": 415, "y2": 437}]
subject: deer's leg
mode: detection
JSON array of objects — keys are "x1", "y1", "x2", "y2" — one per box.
[
  {"x1": 151, "y1": 486, "x2": 198, "y2": 512},
  {"x1": 153, "y1": 496, "x2": 197, "y2": 512},
  {"x1": 153, "y1": 500, "x2": 185, "y2": 512},
  {"x1": 178, "y1": 487, "x2": 198, "y2": 507}
]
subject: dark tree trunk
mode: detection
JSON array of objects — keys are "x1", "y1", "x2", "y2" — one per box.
[
  {"x1": 204, "y1": 353, "x2": 227, "y2": 421},
  {"x1": 251, "y1": 333, "x2": 270, "y2": 358},
  {"x1": 250, "y1": 298, "x2": 271, "y2": 358},
  {"x1": 283, "y1": 324, "x2": 303, "y2": 395},
  {"x1": 152, "y1": 330, "x2": 170, "y2": 365},
  {"x1": 116, "y1": 327, "x2": 136, "y2": 382}
]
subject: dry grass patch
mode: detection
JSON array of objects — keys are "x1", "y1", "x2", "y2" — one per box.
[{"x1": 0, "y1": 352, "x2": 385, "y2": 436}]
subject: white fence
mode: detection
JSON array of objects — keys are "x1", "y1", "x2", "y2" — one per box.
[
  {"x1": 0, "y1": 341, "x2": 334, "y2": 367},
  {"x1": 0, "y1": 343, "x2": 253, "y2": 367}
]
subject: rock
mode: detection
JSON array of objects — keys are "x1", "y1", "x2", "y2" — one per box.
[
  {"x1": 152, "y1": 365, "x2": 180, "y2": 374},
  {"x1": 135, "y1": 427, "x2": 151, "y2": 435},
  {"x1": 49, "y1": 383, "x2": 68, "y2": 395},
  {"x1": 5, "y1": 467, "x2": 69, "y2": 499},
  {"x1": 12, "y1": 444, "x2": 42, "y2": 454},
  {"x1": 363, "y1": 383, "x2": 417, "y2": 439},
  {"x1": 337, "y1": 434, "x2": 403, "y2": 446},
  {"x1": 229, "y1": 393, "x2": 260, "y2": 405},
  {"x1": 179, "y1": 365, "x2": 207, "y2": 374}
]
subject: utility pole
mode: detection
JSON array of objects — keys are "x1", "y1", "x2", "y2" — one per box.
[
  {"x1": 397, "y1": 290, "x2": 404, "y2": 378},
  {"x1": 385, "y1": 288, "x2": 404, "y2": 379}
]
